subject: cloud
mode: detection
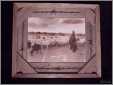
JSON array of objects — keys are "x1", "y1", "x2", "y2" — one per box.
[
  {"x1": 28, "y1": 17, "x2": 61, "y2": 28},
  {"x1": 28, "y1": 17, "x2": 85, "y2": 34},
  {"x1": 62, "y1": 19, "x2": 84, "y2": 24}
]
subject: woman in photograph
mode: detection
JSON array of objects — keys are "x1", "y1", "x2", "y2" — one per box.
[{"x1": 69, "y1": 31, "x2": 77, "y2": 52}]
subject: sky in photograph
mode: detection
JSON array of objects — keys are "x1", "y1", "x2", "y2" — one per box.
[{"x1": 28, "y1": 17, "x2": 85, "y2": 34}]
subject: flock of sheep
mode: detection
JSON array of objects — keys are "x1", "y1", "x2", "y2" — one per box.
[
  {"x1": 27, "y1": 36, "x2": 70, "y2": 55},
  {"x1": 27, "y1": 34, "x2": 86, "y2": 56}
]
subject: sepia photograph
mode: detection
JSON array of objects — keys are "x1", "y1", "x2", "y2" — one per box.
[
  {"x1": 27, "y1": 17, "x2": 87, "y2": 62},
  {"x1": 10, "y1": 3, "x2": 101, "y2": 78}
]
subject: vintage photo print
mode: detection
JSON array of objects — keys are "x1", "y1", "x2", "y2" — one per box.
[
  {"x1": 12, "y1": 3, "x2": 101, "y2": 79},
  {"x1": 27, "y1": 17, "x2": 87, "y2": 62}
]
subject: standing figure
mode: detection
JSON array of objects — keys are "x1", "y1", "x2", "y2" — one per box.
[{"x1": 69, "y1": 31, "x2": 77, "y2": 52}]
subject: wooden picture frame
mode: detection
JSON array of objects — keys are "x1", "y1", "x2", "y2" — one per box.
[{"x1": 12, "y1": 3, "x2": 101, "y2": 78}]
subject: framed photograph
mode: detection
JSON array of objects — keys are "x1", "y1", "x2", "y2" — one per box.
[{"x1": 12, "y1": 3, "x2": 101, "y2": 78}]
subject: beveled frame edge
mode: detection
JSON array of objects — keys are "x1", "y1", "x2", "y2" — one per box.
[
  {"x1": 12, "y1": 4, "x2": 17, "y2": 77},
  {"x1": 95, "y1": 5, "x2": 101, "y2": 78}
]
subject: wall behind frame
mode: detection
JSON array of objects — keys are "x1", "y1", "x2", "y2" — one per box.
[{"x1": 1, "y1": 1, "x2": 112, "y2": 84}]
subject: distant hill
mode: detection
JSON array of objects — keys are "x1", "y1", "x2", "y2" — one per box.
[{"x1": 28, "y1": 32, "x2": 85, "y2": 36}]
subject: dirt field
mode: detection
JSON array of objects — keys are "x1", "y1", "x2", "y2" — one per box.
[{"x1": 27, "y1": 43, "x2": 89, "y2": 62}]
